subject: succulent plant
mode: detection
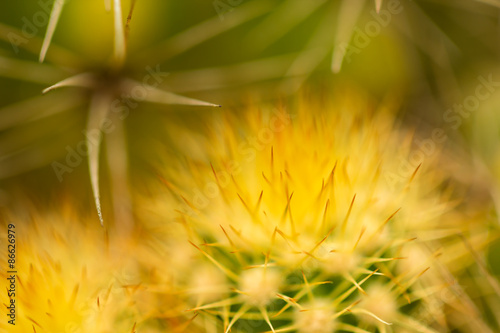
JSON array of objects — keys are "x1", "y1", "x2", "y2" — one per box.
[
  {"x1": 0, "y1": 1, "x2": 232, "y2": 229},
  {"x1": 0, "y1": 204, "x2": 143, "y2": 333},
  {"x1": 145, "y1": 92, "x2": 499, "y2": 332},
  {"x1": 1, "y1": 1, "x2": 500, "y2": 332}
]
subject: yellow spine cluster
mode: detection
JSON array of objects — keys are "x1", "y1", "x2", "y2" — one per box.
[{"x1": 145, "y1": 93, "x2": 494, "y2": 332}]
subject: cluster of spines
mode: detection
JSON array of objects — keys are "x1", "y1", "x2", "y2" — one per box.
[{"x1": 167, "y1": 149, "x2": 441, "y2": 332}]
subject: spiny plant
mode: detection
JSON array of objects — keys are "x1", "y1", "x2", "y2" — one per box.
[
  {"x1": 220, "y1": 0, "x2": 500, "y2": 97},
  {"x1": 0, "y1": 0, "x2": 259, "y2": 229},
  {"x1": 145, "y1": 92, "x2": 499, "y2": 332},
  {"x1": 0, "y1": 202, "x2": 149, "y2": 333},
  {"x1": 2, "y1": 0, "x2": 498, "y2": 229},
  {"x1": 1, "y1": 2, "x2": 499, "y2": 332},
  {"x1": 0, "y1": 203, "x2": 216, "y2": 333}
]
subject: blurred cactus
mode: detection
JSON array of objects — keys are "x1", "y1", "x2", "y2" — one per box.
[
  {"x1": 146, "y1": 92, "x2": 499, "y2": 332},
  {"x1": 0, "y1": 204, "x2": 143, "y2": 333},
  {"x1": 1, "y1": 1, "x2": 500, "y2": 332}
]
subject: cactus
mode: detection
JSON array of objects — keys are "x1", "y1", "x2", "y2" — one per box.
[
  {"x1": 146, "y1": 93, "x2": 498, "y2": 332},
  {"x1": 1, "y1": 1, "x2": 500, "y2": 332},
  {"x1": 0, "y1": 205, "x2": 143, "y2": 333}
]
